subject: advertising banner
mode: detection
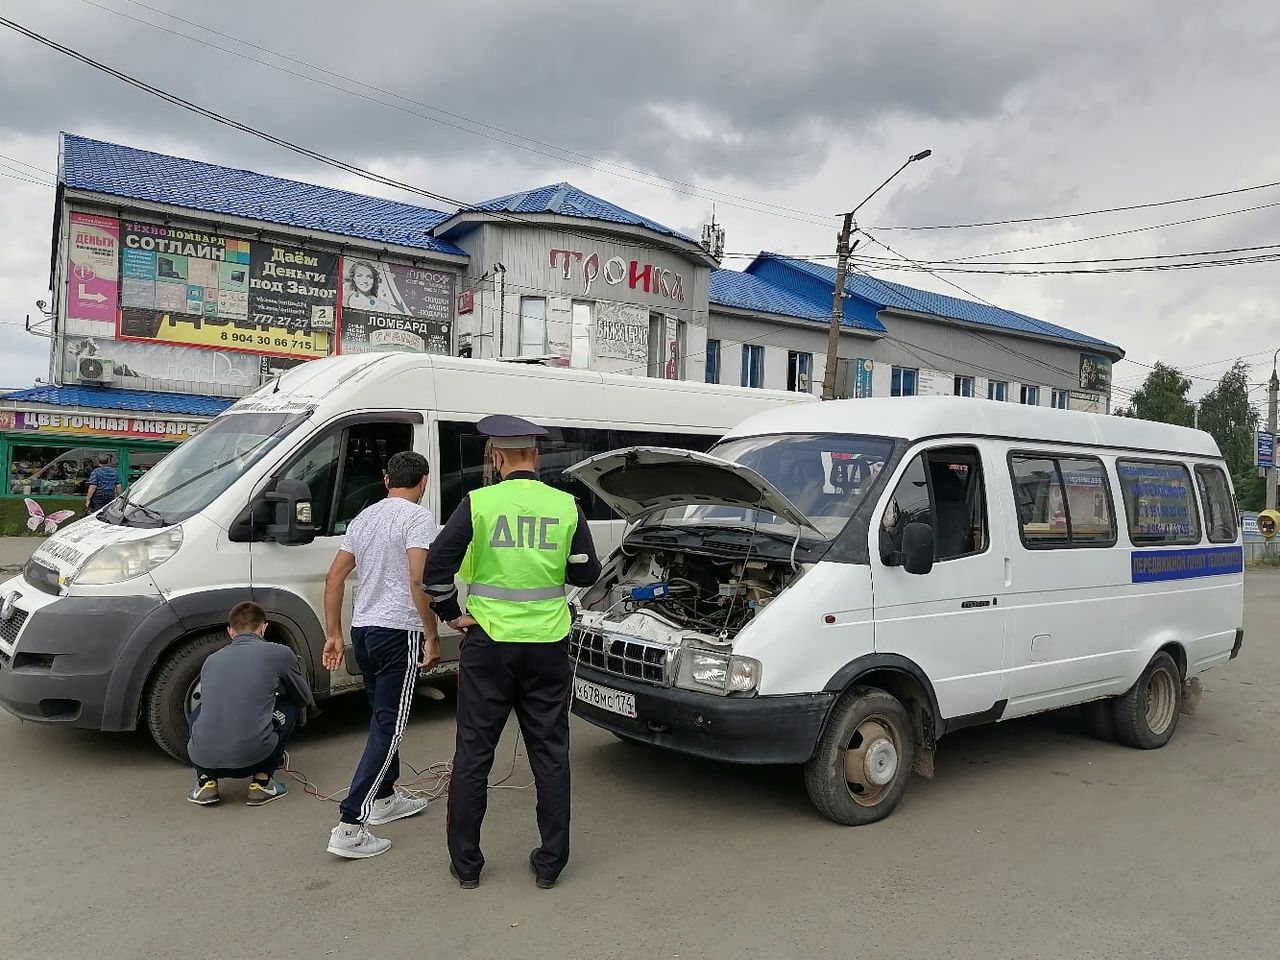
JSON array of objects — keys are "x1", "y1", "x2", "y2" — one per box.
[
  {"x1": 593, "y1": 301, "x2": 648, "y2": 363},
  {"x1": 1257, "y1": 431, "x2": 1274, "y2": 468},
  {"x1": 1080, "y1": 353, "x2": 1112, "y2": 392},
  {"x1": 64, "y1": 336, "x2": 265, "y2": 393},
  {"x1": 66, "y1": 212, "x2": 120, "y2": 327},
  {"x1": 117, "y1": 222, "x2": 337, "y2": 359},
  {"x1": 11, "y1": 410, "x2": 205, "y2": 442},
  {"x1": 339, "y1": 258, "x2": 455, "y2": 355},
  {"x1": 855, "y1": 358, "x2": 874, "y2": 398}
]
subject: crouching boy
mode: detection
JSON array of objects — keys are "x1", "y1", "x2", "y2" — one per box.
[{"x1": 186, "y1": 601, "x2": 318, "y2": 806}]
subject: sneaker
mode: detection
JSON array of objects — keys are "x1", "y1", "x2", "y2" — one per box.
[
  {"x1": 187, "y1": 779, "x2": 220, "y2": 806},
  {"x1": 245, "y1": 778, "x2": 288, "y2": 806},
  {"x1": 449, "y1": 863, "x2": 479, "y2": 889},
  {"x1": 529, "y1": 849, "x2": 556, "y2": 890},
  {"x1": 327, "y1": 823, "x2": 391, "y2": 860},
  {"x1": 366, "y1": 788, "x2": 430, "y2": 825}
]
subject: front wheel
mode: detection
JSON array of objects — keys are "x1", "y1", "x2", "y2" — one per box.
[
  {"x1": 804, "y1": 687, "x2": 914, "y2": 825},
  {"x1": 144, "y1": 632, "x2": 228, "y2": 763},
  {"x1": 1112, "y1": 651, "x2": 1182, "y2": 749}
]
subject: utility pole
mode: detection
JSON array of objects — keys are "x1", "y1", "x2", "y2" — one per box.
[
  {"x1": 820, "y1": 212, "x2": 855, "y2": 401},
  {"x1": 1268, "y1": 350, "x2": 1278, "y2": 512},
  {"x1": 820, "y1": 150, "x2": 932, "y2": 401}
]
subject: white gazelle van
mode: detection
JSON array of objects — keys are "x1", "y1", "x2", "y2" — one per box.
[
  {"x1": 0, "y1": 353, "x2": 813, "y2": 759},
  {"x1": 566, "y1": 397, "x2": 1246, "y2": 824}
]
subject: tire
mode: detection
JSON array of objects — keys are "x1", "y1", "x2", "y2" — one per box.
[
  {"x1": 144, "y1": 632, "x2": 229, "y2": 763},
  {"x1": 1082, "y1": 698, "x2": 1118, "y2": 741},
  {"x1": 1111, "y1": 651, "x2": 1182, "y2": 749},
  {"x1": 803, "y1": 686, "x2": 915, "y2": 825}
]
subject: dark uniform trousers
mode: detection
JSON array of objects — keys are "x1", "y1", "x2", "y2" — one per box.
[{"x1": 447, "y1": 625, "x2": 572, "y2": 881}]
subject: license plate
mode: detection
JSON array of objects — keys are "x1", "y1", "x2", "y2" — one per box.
[{"x1": 574, "y1": 677, "x2": 637, "y2": 718}]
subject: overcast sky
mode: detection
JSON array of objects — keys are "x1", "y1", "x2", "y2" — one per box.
[{"x1": 2, "y1": 0, "x2": 1278, "y2": 410}]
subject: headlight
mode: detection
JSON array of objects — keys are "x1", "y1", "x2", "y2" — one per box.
[
  {"x1": 677, "y1": 648, "x2": 761, "y2": 695},
  {"x1": 71, "y1": 528, "x2": 184, "y2": 586}
]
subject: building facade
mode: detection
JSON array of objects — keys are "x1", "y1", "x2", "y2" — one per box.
[{"x1": 1, "y1": 133, "x2": 1123, "y2": 512}]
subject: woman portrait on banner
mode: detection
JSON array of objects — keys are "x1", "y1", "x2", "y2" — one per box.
[{"x1": 343, "y1": 259, "x2": 409, "y2": 314}]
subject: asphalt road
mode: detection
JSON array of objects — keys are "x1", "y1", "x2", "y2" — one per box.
[{"x1": 2, "y1": 578, "x2": 1276, "y2": 960}]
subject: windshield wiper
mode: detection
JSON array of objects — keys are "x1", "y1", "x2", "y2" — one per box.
[{"x1": 114, "y1": 488, "x2": 167, "y2": 526}]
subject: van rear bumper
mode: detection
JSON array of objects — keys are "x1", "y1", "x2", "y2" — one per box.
[
  {"x1": 0, "y1": 592, "x2": 179, "y2": 731},
  {"x1": 570, "y1": 664, "x2": 835, "y2": 764}
]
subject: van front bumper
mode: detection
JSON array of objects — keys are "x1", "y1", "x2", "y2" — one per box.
[
  {"x1": 0, "y1": 590, "x2": 180, "y2": 731},
  {"x1": 570, "y1": 664, "x2": 835, "y2": 764}
]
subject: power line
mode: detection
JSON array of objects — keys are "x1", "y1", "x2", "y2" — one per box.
[
  {"x1": 0, "y1": 151, "x2": 55, "y2": 176},
  {"x1": 0, "y1": 169, "x2": 53, "y2": 187},
  {"x1": 869, "y1": 180, "x2": 1280, "y2": 231},
  {"x1": 741, "y1": 241, "x2": 1280, "y2": 268},
  {"x1": 80, "y1": 0, "x2": 834, "y2": 227}
]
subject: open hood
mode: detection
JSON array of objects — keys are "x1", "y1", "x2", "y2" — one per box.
[{"x1": 565, "y1": 446, "x2": 825, "y2": 537}]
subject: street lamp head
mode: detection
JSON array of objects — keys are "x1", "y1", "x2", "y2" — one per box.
[{"x1": 909, "y1": 150, "x2": 932, "y2": 163}]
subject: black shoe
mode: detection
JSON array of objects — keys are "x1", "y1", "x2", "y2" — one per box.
[
  {"x1": 529, "y1": 849, "x2": 556, "y2": 890},
  {"x1": 449, "y1": 863, "x2": 479, "y2": 889}
]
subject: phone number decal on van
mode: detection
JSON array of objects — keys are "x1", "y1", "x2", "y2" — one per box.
[{"x1": 1131, "y1": 547, "x2": 1243, "y2": 583}]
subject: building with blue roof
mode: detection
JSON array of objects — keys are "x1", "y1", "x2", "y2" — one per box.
[{"x1": 3, "y1": 131, "x2": 1124, "y2": 507}]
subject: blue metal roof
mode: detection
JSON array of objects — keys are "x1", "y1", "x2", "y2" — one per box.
[
  {"x1": 709, "y1": 269, "x2": 886, "y2": 332},
  {"x1": 751, "y1": 254, "x2": 1121, "y2": 353},
  {"x1": 59, "y1": 134, "x2": 466, "y2": 256},
  {"x1": 2, "y1": 385, "x2": 234, "y2": 418},
  {"x1": 462, "y1": 182, "x2": 696, "y2": 243}
]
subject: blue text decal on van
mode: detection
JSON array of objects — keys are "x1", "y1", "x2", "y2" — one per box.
[{"x1": 1131, "y1": 547, "x2": 1243, "y2": 583}]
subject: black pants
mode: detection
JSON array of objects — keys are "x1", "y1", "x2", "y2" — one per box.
[
  {"x1": 338, "y1": 626, "x2": 422, "y2": 825},
  {"x1": 448, "y1": 627, "x2": 571, "y2": 882},
  {"x1": 194, "y1": 699, "x2": 299, "y2": 780}
]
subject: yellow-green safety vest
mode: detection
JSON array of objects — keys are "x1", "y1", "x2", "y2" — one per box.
[{"x1": 464, "y1": 478, "x2": 577, "y2": 641}]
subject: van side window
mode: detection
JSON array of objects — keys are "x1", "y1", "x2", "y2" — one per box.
[
  {"x1": 881, "y1": 447, "x2": 987, "y2": 562},
  {"x1": 1116, "y1": 459, "x2": 1201, "y2": 546},
  {"x1": 1009, "y1": 454, "x2": 1116, "y2": 547},
  {"x1": 1195, "y1": 465, "x2": 1238, "y2": 543},
  {"x1": 279, "y1": 434, "x2": 340, "y2": 534}
]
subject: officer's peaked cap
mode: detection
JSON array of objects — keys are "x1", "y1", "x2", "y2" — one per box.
[{"x1": 477, "y1": 414, "x2": 548, "y2": 449}]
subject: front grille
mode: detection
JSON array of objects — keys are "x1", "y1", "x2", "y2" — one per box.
[
  {"x1": 570, "y1": 628, "x2": 673, "y2": 686},
  {"x1": 0, "y1": 608, "x2": 28, "y2": 647}
]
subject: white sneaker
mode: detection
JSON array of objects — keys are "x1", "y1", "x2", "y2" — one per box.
[
  {"x1": 326, "y1": 823, "x2": 391, "y2": 859},
  {"x1": 366, "y1": 788, "x2": 430, "y2": 826}
]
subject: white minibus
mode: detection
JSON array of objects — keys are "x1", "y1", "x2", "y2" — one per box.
[
  {"x1": 0, "y1": 353, "x2": 814, "y2": 759},
  {"x1": 566, "y1": 397, "x2": 1246, "y2": 824}
]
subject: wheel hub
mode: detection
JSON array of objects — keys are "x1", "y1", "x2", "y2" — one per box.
[
  {"x1": 864, "y1": 737, "x2": 898, "y2": 786},
  {"x1": 843, "y1": 717, "x2": 900, "y2": 804}
]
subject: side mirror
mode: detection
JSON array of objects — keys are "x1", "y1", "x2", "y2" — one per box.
[
  {"x1": 901, "y1": 522, "x2": 934, "y2": 575},
  {"x1": 265, "y1": 478, "x2": 317, "y2": 546}
]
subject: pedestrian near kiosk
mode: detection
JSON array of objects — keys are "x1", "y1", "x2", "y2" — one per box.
[
  {"x1": 322, "y1": 450, "x2": 441, "y2": 860},
  {"x1": 424, "y1": 415, "x2": 601, "y2": 890},
  {"x1": 84, "y1": 453, "x2": 121, "y2": 512}
]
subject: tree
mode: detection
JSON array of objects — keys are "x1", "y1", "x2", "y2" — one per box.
[
  {"x1": 1115, "y1": 362, "x2": 1194, "y2": 425},
  {"x1": 1198, "y1": 360, "x2": 1263, "y2": 511}
]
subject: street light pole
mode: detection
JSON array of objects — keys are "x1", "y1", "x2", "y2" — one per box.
[{"x1": 820, "y1": 150, "x2": 932, "y2": 401}]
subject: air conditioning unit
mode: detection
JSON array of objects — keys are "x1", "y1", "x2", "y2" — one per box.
[{"x1": 77, "y1": 356, "x2": 116, "y2": 384}]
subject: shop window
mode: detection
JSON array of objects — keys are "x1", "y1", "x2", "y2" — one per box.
[
  {"x1": 787, "y1": 351, "x2": 813, "y2": 392},
  {"x1": 9, "y1": 445, "x2": 117, "y2": 497},
  {"x1": 1117, "y1": 459, "x2": 1201, "y2": 546},
  {"x1": 954, "y1": 375, "x2": 974, "y2": 397},
  {"x1": 705, "y1": 339, "x2": 721, "y2": 384},
  {"x1": 571, "y1": 302, "x2": 592, "y2": 369},
  {"x1": 1020, "y1": 385, "x2": 1040, "y2": 405},
  {"x1": 741, "y1": 344, "x2": 764, "y2": 388},
  {"x1": 1051, "y1": 389, "x2": 1069, "y2": 409},
  {"x1": 891, "y1": 367, "x2": 917, "y2": 397},
  {"x1": 647, "y1": 314, "x2": 664, "y2": 378},
  {"x1": 988, "y1": 380, "x2": 1008, "y2": 402},
  {"x1": 519, "y1": 297, "x2": 547, "y2": 356},
  {"x1": 125, "y1": 449, "x2": 168, "y2": 487}
]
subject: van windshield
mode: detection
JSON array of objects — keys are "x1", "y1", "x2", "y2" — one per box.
[
  {"x1": 101, "y1": 411, "x2": 308, "y2": 527},
  {"x1": 642, "y1": 433, "x2": 896, "y2": 539}
]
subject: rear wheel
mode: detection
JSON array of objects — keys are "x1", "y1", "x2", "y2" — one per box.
[
  {"x1": 1112, "y1": 651, "x2": 1182, "y2": 749},
  {"x1": 144, "y1": 632, "x2": 228, "y2": 763},
  {"x1": 804, "y1": 687, "x2": 914, "y2": 825}
]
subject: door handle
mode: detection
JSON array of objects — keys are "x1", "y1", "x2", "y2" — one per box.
[{"x1": 1004, "y1": 557, "x2": 1013, "y2": 587}]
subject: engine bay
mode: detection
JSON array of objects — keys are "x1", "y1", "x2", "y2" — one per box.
[{"x1": 580, "y1": 547, "x2": 798, "y2": 640}]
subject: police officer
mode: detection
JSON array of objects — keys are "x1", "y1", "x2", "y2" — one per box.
[{"x1": 424, "y1": 415, "x2": 600, "y2": 890}]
